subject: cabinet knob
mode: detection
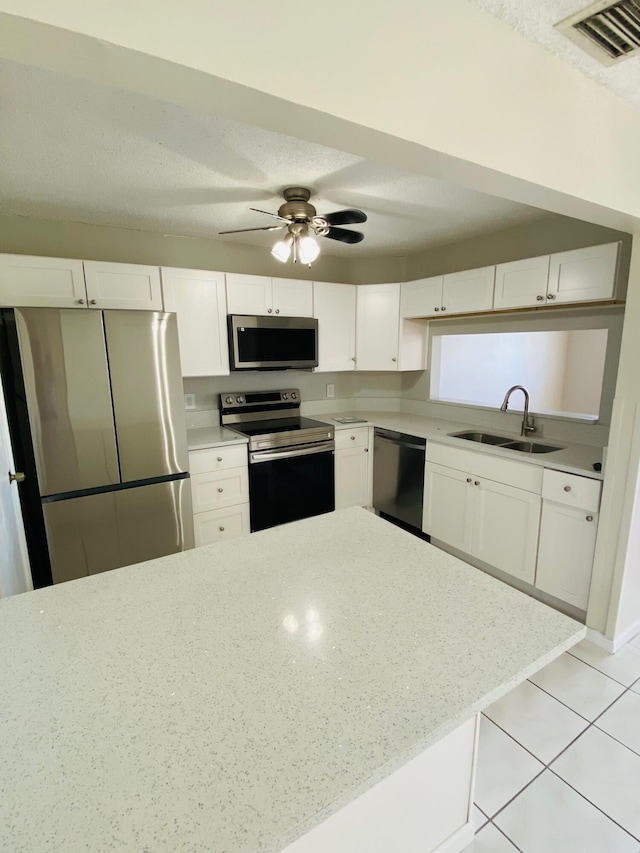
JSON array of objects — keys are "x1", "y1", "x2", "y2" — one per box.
[
  {"x1": 217, "y1": 456, "x2": 223, "y2": 462},
  {"x1": 441, "y1": 306, "x2": 446, "y2": 311},
  {"x1": 89, "y1": 299, "x2": 97, "y2": 305},
  {"x1": 564, "y1": 485, "x2": 572, "y2": 492},
  {"x1": 586, "y1": 515, "x2": 594, "y2": 522},
  {"x1": 474, "y1": 480, "x2": 480, "y2": 486},
  {"x1": 8, "y1": 471, "x2": 25, "y2": 484},
  {"x1": 218, "y1": 487, "x2": 224, "y2": 493},
  {"x1": 267, "y1": 308, "x2": 273, "y2": 314},
  {"x1": 547, "y1": 293, "x2": 556, "y2": 301},
  {"x1": 219, "y1": 526, "x2": 225, "y2": 532},
  {"x1": 466, "y1": 477, "x2": 472, "y2": 484},
  {"x1": 275, "y1": 308, "x2": 280, "y2": 314},
  {"x1": 76, "y1": 298, "x2": 85, "y2": 305},
  {"x1": 392, "y1": 357, "x2": 397, "y2": 362},
  {"x1": 351, "y1": 357, "x2": 356, "y2": 362},
  {"x1": 364, "y1": 447, "x2": 369, "y2": 453},
  {"x1": 434, "y1": 307, "x2": 440, "y2": 312},
  {"x1": 536, "y1": 295, "x2": 544, "y2": 301},
  {"x1": 350, "y1": 435, "x2": 356, "y2": 440}
]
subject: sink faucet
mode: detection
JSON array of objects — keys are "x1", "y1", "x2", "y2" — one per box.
[{"x1": 500, "y1": 386, "x2": 536, "y2": 437}]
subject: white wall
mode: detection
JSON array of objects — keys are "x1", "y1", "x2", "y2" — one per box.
[{"x1": 561, "y1": 330, "x2": 608, "y2": 417}]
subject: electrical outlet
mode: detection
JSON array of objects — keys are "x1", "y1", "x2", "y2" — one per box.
[
  {"x1": 326, "y1": 384, "x2": 335, "y2": 399},
  {"x1": 184, "y1": 393, "x2": 196, "y2": 410}
]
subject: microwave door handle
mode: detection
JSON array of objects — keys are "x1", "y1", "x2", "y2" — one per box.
[{"x1": 250, "y1": 441, "x2": 334, "y2": 463}]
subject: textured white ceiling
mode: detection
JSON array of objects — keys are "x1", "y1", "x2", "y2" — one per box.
[
  {"x1": 0, "y1": 59, "x2": 548, "y2": 257},
  {"x1": 467, "y1": 0, "x2": 640, "y2": 111}
]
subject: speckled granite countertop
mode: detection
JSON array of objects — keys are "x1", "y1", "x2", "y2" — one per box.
[
  {"x1": 0, "y1": 509, "x2": 584, "y2": 852},
  {"x1": 187, "y1": 425, "x2": 249, "y2": 451},
  {"x1": 316, "y1": 411, "x2": 604, "y2": 479}
]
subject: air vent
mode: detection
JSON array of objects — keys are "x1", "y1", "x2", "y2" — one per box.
[{"x1": 556, "y1": 0, "x2": 640, "y2": 65}]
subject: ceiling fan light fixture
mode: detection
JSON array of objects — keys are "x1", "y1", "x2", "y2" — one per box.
[
  {"x1": 271, "y1": 232, "x2": 294, "y2": 263},
  {"x1": 297, "y1": 234, "x2": 320, "y2": 265}
]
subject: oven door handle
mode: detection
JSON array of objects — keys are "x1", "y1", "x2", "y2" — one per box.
[{"x1": 250, "y1": 441, "x2": 335, "y2": 463}]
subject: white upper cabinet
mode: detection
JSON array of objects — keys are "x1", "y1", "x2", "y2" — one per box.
[
  {"x1": 226, "y1": 273, "x2": 313, "y2": 317},
  {"x1": 83, "y1": 261, "x2": 163, "y2": 310},
  {"x1": 0, "y1": 255, "x2": 87, "y2": 308},
  {"x1": 271, "y1": 278, "x2": 313, "y2": 317},
  {"x1": 401, "y1": 268, "x2": 495, "y2": 318},
  {"x1": 548, "y1": 242, "x2": 619, "y2": 304},
  {"x1": 356, "y1": 283, "x2": 401, "y2": 371},
  {"x1": 161, "y1": 267, "x2": 229, "y2": 377},
  {"x1": 493, "y1": 255, "x2": 551, "y2": 309},
  {"x1": 442, "y1": 266, "x2": 495, "y2": 314},
  {"x1": 401, "y1": 276, "x2": 443, "y2": 318},
  {"x1": 314, "y1": 282, "x2": 356, "y2": 372}
]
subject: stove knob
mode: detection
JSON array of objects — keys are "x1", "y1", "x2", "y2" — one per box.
[
  {"x1": 236, "y1": 396, "x2": 244, "y2": 403},
  {"x1": 291, "y1": 392, "x2": 298, "y2": 400},
  {"x1": 282, "y1": 393, "x2": 289, "y2": 400},
  {"x1": 225, "y1": 396, "x2": 234, "y2": 404}
]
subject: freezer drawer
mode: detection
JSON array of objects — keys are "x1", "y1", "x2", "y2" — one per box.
[{"x1": 43, "y1": 478, "x2": 194, "y2": 584}]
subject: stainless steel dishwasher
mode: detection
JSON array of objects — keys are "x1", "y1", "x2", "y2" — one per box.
[{"x1": 373, "y1": 428, "x2": 426, "y2": 531}]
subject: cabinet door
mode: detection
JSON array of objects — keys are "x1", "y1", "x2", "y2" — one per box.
[
  {"x1": 83, "y1": 261, "x2": 163, "y2": 310},
  {"x1": 314, "y1": 282, "x2": 356, "y2": 371},
  {"x1": 226, "y1": 273, "x2": 272, "y2": 315},
  {"x1": 272, "y1": 278, "x2": 313, "y2": 317},
  {"x1": 190, "y1": 467, "x2": 249, "y2": 514},
  {"x1": 161, "y1": 267, "x2": 229, "y2": 377},
  {"x1": 400, "y1": 276, "x2": 443, "y2": 318},
  {"x1": 548, "y1": 242, "x2": 619, "y2": 305},
  {"x1": 423, "y1": 462, "x2": 473, "y2": 551},
  {"x1": 0, "y1": 254, "x2": 87, "y2": 308},
  {"x1": 472, "y1": 479, "x2": 541, "y2": 585},
  {"x1": 536, "y1": 503, "x2": 598, "y2": 610},
  {"x1": 493, "y1": 256, "x2": 550, "y2": 309},
  {"x1": 335, "y1": 446, "x2": 371, "y2": 509},
  {"x1": 442, "y1": 266, "x2": 495, "y2": 315},
  {"x1": 356, "y1": 283, "x2": 400, "y2": 371},
  {"x1": 193, "y1": 504, "x2": 250, "y2": 547}
]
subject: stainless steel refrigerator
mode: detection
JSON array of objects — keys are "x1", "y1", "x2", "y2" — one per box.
[{"x1": 0, "y1": 307, "x2": 194, "y2": 586}]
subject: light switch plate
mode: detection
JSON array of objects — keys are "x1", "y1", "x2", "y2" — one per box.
[
  {"x1": 184, "y1": 393, "x2": 196, "y2": 410},
  {"x1": 326, "y1": 384, "x2": 335, "y2": 398}
]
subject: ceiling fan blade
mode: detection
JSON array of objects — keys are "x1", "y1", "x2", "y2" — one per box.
[
  {"x1": 219, "y1": 225, "x2": 285, "y2": 235},
  {"x1": 322, "y1": 227, "x2": 364, "y2": 244},
  {"x1": 249, "y1": 207, "x2": 292, "y2": 224},
  {"x1": 320, "y1": 209, "x2": 367, "y2": 226}
]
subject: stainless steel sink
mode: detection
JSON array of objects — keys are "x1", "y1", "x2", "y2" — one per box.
[
  {"x1": 500, "y1": 440, "x2": 562, "y2": 454},
  {"x1": 449, "y1": 431, "x2": 564, "y2": 454},
  {"x1": 450, "y1": 431, "x2": 514, "y2": 445}
]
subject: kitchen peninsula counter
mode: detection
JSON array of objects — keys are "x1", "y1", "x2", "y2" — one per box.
[{"x1": 0, "y1": 509, "x2": 584, "y2": 852}]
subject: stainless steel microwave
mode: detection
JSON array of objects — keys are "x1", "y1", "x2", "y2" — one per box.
[{"x1": 228, "y1": 314, "x2": 318, "y2": 370}]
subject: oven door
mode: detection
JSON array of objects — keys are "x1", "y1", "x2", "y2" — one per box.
[{"x1": 248, "y1": 441, "x2": 335, "y2": 532}]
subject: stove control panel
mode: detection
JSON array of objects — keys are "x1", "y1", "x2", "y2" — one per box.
[{"x1": 220, "y1": 388, "x2": 301, "y2": 411}]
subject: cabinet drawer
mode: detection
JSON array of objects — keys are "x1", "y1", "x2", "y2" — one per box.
[
  {"x1": 189, "y1": 444, "x2": 247, "y2": 474},
  {"x1": 335, "y1": 427, "x2": 370, "y2": 450},
  {"x1": 193, "y1": 504, "x2": 250, "y2": 547},
  {"x1": 190, "y1": 467, "x2": 249, "y2": 513},
  {"x1": 542, "y1": 469, "x2": 601, "y2": 511},
  {"x1": 427, "y1": 442, "x2": 542, "y2": 493}
]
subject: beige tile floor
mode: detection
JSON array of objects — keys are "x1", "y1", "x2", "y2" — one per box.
[{"x1": 464, "y1": 635, "x2": 640, "y2": 853}]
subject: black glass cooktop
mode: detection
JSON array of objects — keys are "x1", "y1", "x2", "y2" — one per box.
[{"x1": 231, "y1": 417, "x2": 329, "y2": 437}]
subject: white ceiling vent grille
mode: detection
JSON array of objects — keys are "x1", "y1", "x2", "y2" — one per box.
[{"x1": 556, "y1": 0, "x2": 640, "y2": 65}]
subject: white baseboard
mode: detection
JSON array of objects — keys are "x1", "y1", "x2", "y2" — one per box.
[
  {"x1": 586, "y1": 618, "x2": 640, "y2": 654},
  {"x1": 434, "y1": 821, "x2": 475, "y2": 853}
]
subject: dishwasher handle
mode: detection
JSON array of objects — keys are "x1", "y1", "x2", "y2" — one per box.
[{"x1": 374, "y1": 429, "x2": 426, "y2": 452}]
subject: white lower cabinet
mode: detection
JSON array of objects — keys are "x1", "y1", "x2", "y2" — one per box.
[
  {"x1": 335, "y1": 427, "x2": 372, "y2": 509},
  {"x1": 423, "y1": 443, "x2": 542, "y2": 585},
  {"x1": 189, "y1": 444, "x2": 250, "y2": 547},
  {"x1": 535, "y1": 469, "x2": 601, "y2": 610}
]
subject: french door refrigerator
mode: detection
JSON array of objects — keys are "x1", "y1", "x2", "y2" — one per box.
[{"x1": 0, "y1": 307, "x2": 194, "y2": 587}]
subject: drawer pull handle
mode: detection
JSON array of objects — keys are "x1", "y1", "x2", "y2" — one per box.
[
  {"x1": 474, "y1": 480, "x2": 480, "y2": 486},
  {"x1": 218, "y1": 487, "x2": 224, "y2": 493},
  {"x1": 219, "y1": 526, "x2": 225, "y2": 531},
  {"x1": 564, "y1": 485, "x2": 572, "y2": 492},
  {"x1": 466, "y1": 478, "x2": 472, "y2": 483},
  {"x1": 586, "y1": 515, "x2": 594, "y2": 522},
  {"x1": 217, "y1": 456, "x2": 223, "y2": 462}
]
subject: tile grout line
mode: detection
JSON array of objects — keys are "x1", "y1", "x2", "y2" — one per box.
[
  {"x1": 566, "y1": 649, "x2": 640, "y2": 690},
  {"x1": 486, "y1": 818, "x2": 523, "y2": 851}
]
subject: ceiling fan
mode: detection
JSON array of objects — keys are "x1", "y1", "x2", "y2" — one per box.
[{"x1": 219, "y1": 186, "x2": 367, "y2": 266}]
